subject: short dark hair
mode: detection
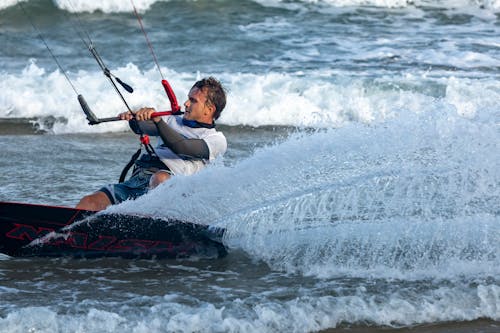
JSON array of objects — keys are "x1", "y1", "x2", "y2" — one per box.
[{"x1": 192, "y1": 77, "x2": 226, "y2": 120}]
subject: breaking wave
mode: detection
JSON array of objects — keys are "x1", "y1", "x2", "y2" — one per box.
[{"x1": 1, "y1": 0, "x2": 499, "y2": 13}]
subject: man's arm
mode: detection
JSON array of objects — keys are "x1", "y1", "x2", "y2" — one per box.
[
  {"x1": 129, "y1": 118, "x2": 210, "y2": 159},
  {"x1": 155, "y1": 119, "x2": 210, "y2": 159}
]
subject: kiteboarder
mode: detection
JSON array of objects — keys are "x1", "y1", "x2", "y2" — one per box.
[{"x1": 76, "y1": 77, "x2": 227, "y2": 211}]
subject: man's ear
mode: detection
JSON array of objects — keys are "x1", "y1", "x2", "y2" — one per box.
[{"x1": 205, "y1": 102, "x2": 216, "y2": 116}]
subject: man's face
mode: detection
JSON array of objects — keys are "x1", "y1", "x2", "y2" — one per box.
[{"x1": 183, "y1": 87, "x2": 213, "y2": 121}]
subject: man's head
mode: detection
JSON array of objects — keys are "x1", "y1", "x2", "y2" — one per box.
[{"x1": 183, "y1": 77, "x2": 226, "y2": 123}]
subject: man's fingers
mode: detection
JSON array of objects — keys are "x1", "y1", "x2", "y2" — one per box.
[{"x1": 131, "y1": 107, "x2": 157, "y2": 121}]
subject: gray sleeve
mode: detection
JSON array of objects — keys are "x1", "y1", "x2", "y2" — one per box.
[
  {"x1": 129, "y1": 119, "x2": 159, "y2": 136},
  {"x1": 155, "y1": 119, "x2": 210, "y2": 159},
  {"x1": 129, "y1": 118, "x2": 210, "y2": 159}
]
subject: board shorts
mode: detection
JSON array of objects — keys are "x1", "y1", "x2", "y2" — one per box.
[{"x1": 100, "y1": 155, "x2": 172, "y2": 205}]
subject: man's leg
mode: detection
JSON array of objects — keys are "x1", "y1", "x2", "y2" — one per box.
[
  {"x1": 77, "y1": 168, "x2": 154, "y2": 211},
  {"x1": 76, "y1": 191, "x2": 112, "y2": 211},
  {"x1": 149, "y1": 170, "x2": 171, "y2": 189}
]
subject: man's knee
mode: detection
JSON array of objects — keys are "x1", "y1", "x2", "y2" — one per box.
[
  {"x1": 149, "y1": 170, "x2": 171, "y2": 189},
  {"x1": 76, "y1": 191, "x2": 111, "y2": 211}
]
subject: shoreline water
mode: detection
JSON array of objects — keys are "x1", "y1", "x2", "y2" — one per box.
[{"x1": 320, "y1": 320, "x2": 500, "y2": 333}]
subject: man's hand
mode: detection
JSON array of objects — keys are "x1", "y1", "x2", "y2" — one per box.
[
  {"x1": 119, "y1": 107, "x2": 162, "y2": 123},
  {"x1": 118, "y1": 111, "x2": 134, "y2": 121}
]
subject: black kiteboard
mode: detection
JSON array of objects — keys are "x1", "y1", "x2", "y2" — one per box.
[{"x1": 0, "y1": 201, "x2": 226, "y2": 259}]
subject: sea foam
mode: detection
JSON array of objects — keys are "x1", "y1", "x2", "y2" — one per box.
[
  {"x1": 1, "y1": 0, "x2": 499, "y2": 13},
  {"x1": 1, "y1": 61, "x2": 499, "y2": 133},
  {"x1": 0, "y1": 283, "x2": 498, "y2": 332}
]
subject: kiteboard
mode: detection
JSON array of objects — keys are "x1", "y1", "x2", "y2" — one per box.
[{"x1": 0, "y1": 201, "x2": 226, "y2": 259}]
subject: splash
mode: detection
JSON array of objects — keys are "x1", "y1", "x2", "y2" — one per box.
[
  {"x1": 113, "y1": 102, "x2": 499, "y2": 279},
  {"x1": 221, "y1": 112, "x2": 499, "y2": 278}
]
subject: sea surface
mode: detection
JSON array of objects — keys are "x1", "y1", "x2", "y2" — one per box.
[{"x1": 0, "y1": 0, "x2": 499, "y2": 332}]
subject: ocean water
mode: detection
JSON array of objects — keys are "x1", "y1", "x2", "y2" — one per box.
[{"x1": 0, "y1": 0, "x2": 499, "y2": 332}]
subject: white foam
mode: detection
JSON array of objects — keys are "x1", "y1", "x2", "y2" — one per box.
[
  {"x1": 0, "y1": 283, "x2": 498, "y2": 332},
  {"x1": 1, "y1": 0, "x2": 498, "y2": 13},
  {"x1": 0, "y1": 0, "x2": 17, "y2": 11},
  {"x1": 2, "y1": 61, "x2": 499, "y2": 133},
  {"x1": 253, "y1": 0, "x2": 500, "y2": 10},
  {"x1": 53, "y1": 0, "x2": 168, "y2": 13},
  {"x1": 0, "y1": 61, "x2": 191, "y2": 133}
]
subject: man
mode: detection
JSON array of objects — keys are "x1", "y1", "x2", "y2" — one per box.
[{"x1": 76, "y1": 77, "x2": 227, "y2": 211}]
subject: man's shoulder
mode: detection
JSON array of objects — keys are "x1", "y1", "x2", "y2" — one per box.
[
  {"x1": 204, "y1": 130, "x2": 227, "y2": 159},
  {"x1": 201, "y1": 128, "x2": 226, "y2": 145}
]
